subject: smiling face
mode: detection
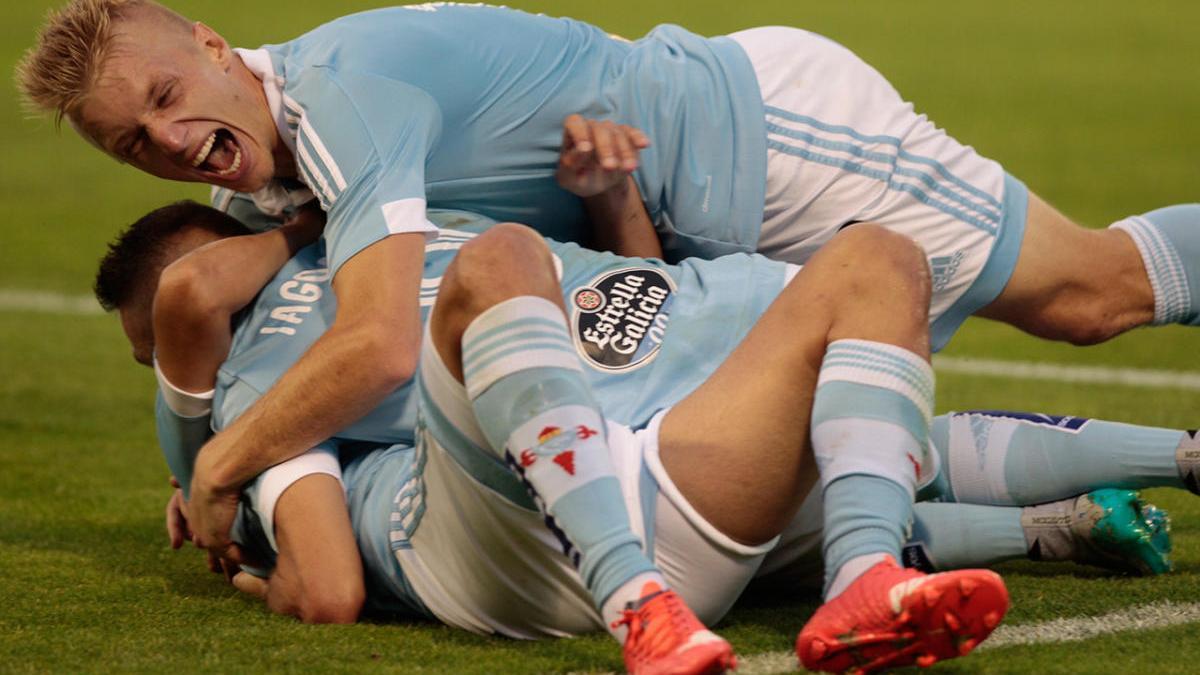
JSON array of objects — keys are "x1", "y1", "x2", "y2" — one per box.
[{"x1": 72, "y1": 15, "x2": 288, "y2": 192}]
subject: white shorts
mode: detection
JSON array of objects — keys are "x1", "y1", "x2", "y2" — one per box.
[
  {"x1": 731, "y1": 27, "x2": 1029, "y2": 350},
  {"x1": 395, "y1": 330, "x2": 772, "y2": 638}
]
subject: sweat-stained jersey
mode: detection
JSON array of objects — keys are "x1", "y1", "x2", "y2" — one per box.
[{"x1": 211, "y1": 3, "x2": 767, "y2": 269}]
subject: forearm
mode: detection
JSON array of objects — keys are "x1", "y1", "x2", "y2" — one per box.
[
  {"x1": 154, "y1": 217, "x2": 323, "y2": 392},
  {"x1": 176, "y1": 217, "x2": 322, "y2": 314},
  {"x1": 193, "y1": 318, "x2": 413, "y2": 490},
  {"x1": 193, "y1": 234, "x2": 425, "y2": 493},
  {"x1": 585, "y1": 176, "x2": 662, "y2": 259},
  {"x1": 233, "y1": 469, "x2": 365, "y2": 624}
]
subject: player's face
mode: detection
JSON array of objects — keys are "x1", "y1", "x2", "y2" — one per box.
[
  {"x1": 73, "y1": 19, "x2": 283, "y2": 193},
  {"x1": 118, "y1": 304, "x2": 154, "y2": 368}
]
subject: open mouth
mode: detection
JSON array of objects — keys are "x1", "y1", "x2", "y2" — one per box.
[{"x1": 190, "y1": 128, "x2": 242, "y2": 177}]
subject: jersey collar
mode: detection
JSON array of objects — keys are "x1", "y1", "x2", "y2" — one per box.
[{"x1": 233, "y1": 47, "x2": 297, "y2": 159}]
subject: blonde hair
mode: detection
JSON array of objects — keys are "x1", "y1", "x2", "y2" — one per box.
[{"x1": 16, "y1": 0, "x2": 186, "y2": 127}]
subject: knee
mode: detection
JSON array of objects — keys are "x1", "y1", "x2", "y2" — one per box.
[
  {"x1": 440, "y1": 223, "x2": 555, "y2": 307},
  {"x1": 829, "y1": 224, "x2": 932, "y2": 307},
  {"x1": 452, "y1": 222, "x2": 551, "y2": 280}
]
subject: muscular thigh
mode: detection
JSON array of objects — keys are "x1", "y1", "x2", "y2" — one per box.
[{"x1": 977, "y1": 193, "x2": 1154, "y2": 342}]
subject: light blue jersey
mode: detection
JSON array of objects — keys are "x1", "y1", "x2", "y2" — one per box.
[
  {"x1": 211, "y1": 211, "x2": 787, "y2": 434},
  {"x1": 158, "y1": 209, "x2": 787, "y2": 615},
  {"x1": 212, "y1": 3, "x2": 766, "y2": 268}
]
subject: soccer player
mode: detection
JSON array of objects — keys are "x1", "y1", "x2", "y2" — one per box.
[
  {"x1": 101, "y1": 200, "x2": 1019, "y2": 671},
  {"x1": 103, "y1": 201, "x2": 1194, "y2": 670},
  {"x1": 18, "y1": 2, "x2": 1200, "y2": 568}
]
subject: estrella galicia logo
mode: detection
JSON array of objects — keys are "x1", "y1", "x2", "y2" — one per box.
[{"x1": 571, "y1": 268, "x2": 675, "y2": 371}]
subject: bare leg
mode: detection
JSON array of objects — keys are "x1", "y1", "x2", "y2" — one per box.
[
  {"x1": 658, "y1": 223, "x2": 930, "y2": 545},
  {"x1": 978, "y1": 192, "x2": 1156, "y2": 345},
  {"x1": 431, "y1": 224, "x2": 737, "y2": 671}
]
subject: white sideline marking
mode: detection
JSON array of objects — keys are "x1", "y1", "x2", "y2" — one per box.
[
  {"x1": 934, "y1": 355, "x2": 1200, "y2": 391},
  {"x1": 4, "y1": 289, "x2": 1200, "y2": 391},
  {"x1": 0, "y1": 289, "x2": 103, "y2": 316},
  {"x1": 977, "y1": 600, "x2": 1200, "y2": 650},
  {"x1": 731, "y1": 601, "x2": 1200, "y2": 674}
]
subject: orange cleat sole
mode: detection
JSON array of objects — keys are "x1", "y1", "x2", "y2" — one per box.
[{"x1": 797, "y1": 570, "x2": 1009, "y2": 674}]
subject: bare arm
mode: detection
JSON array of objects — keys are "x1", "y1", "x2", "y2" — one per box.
[
  {"x1": 583, "y1": 175, "x2": 663, "y2": 259},
  {"x1": 187, "y1": 233, "x2": 426, "y2": 556},
  {"x1": 154, "y1": 207, "x2": 325, "y2": 392},
  {"x1": 232, "y1": 473, "x2": 365, "y2": 623},
  {"x1": 556, "y1": 115, "x2": 662, "y2": 259}
]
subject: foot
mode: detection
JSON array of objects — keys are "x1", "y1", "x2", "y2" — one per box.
[
  {"x1": 796, "y1": 557, "x2": 1008, "y2": 674},
  {"x1": 614, "y1": 582, "x2": 736, "y2": 675},
  {"x1": 1023, "y1": 489, "x2": 1173, "y2": 575}
]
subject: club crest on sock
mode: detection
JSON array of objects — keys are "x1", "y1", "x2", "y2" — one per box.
[{"x1": 518, "y1": 424, "x2": 601, "y2": 476}]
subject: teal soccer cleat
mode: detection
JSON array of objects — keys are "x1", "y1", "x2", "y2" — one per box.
[
  {"x1": 1023, "y1": 488, "x2": 1173, "y2": 576},
  {"x1": 1083, "y1": 489, "x2": 1173, "y2": 575}
]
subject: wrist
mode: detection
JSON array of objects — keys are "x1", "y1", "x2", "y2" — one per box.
[
  {"x1": 193, "y1": 443, "x2": 243, "y2": 497},
  {"x1": 584, "y1": 175, "x2": 631, "y2": 207}
]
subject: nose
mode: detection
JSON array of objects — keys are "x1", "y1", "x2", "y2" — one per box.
[{"x1": 146, "y1": 118, "x2": 190, "y2": 156}]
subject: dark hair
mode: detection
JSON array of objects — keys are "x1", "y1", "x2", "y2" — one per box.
[{"x1": 93, "y1": 200, "x2": 250, "y2": 311}]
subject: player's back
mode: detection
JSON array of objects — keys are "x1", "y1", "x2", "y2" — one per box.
[
  {"x1": 265, "y1": 4, "x2": 766, "y2": 257},
  {"x1": 215, "y1": 211, "x2": 788, "y2": 439}
]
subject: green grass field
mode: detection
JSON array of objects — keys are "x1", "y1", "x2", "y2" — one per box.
[{"x1": 2, "y1": 1, "x2": 1198, "y2": 672}]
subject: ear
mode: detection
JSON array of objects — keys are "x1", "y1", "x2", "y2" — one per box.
[{"x1": 192, "y1": 22, "x2": 233, "y2": 71}]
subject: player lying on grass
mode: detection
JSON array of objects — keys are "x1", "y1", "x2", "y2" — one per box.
[
  {"x1": 102, "y1": 204, "x2": 1191, "y2": 671},
  {"x1": 105, "y1": 202, "x2": 1017, "y2": 672},
  {"x1": 20, "y1": 2, "x2": 1200, "y2": 574}
]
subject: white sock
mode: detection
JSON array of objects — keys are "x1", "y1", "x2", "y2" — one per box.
[
  {"x1": 826, "y1": 552, "x2": 891, "y2": 601},
  {"x1": 601, "y1": 570, "x2": 669, "y2": 642}
]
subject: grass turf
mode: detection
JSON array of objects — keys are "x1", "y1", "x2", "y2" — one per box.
[{"x1": 3, "y1": 0, "x2": 1198, "y2": 672}]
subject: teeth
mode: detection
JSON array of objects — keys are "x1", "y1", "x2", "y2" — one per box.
[
  {"x1": 191, "y1": 132, "x2": 217, "y2": 167},
  {"x1": 215, "y1": 146, "x2": 242, "y2": 177}
]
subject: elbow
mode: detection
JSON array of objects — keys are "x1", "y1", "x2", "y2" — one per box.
[
  {"x1": 353, "y1": 323, "x2": 419, "y2": 389},
  {"x1": 295, "y1": 581, "x2": 365, "y2": 625},
  {"x1": 156, "y1": 257, "x2": 227, "y2": 319}
]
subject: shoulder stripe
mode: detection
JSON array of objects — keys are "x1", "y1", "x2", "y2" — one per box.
[
  {"x1": 210, "y1": 186, "x2": 236, "y2": 212},
  {"x1": 294, "y1": 140, "x2": 336, "y2": 210},
  {"x1": 297, "y1": 116, "x2": 347, "y2": 192},
  {"x1": 281, "y1": 93, "x2": 304, "y2": 123}
]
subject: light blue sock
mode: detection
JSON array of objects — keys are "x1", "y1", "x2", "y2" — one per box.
[
  {"x1": 1110, "y1": 204, "x2": 1200, "y2": 325},
  {"x1": 462, "y1": 296, "x2": 658, "y2": 618},
  {"x1": 904, "y1": 502, "x2": 1026, "y2": 572},
  {"x1": 812, "y1": 340, "x2": 935, "y2": 598},
  {"x1": 935, "y1": 411, "x2": 1187, "y2": 505}
]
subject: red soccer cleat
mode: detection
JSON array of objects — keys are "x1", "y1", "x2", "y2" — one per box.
[
  {"x1": 796, "y1": 557, "x2": 1008, "y2": 674},
  {"x1": 614, "y1": 582, "x2": 737, "y2": 675}
]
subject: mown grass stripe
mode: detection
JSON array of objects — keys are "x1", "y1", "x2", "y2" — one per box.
[
  {"x1": 0, "y1": 289, "x2": 103, "y2": 316},
  {"x1": 934, "y1": 355, "x2": 1200, "y2": 391}
]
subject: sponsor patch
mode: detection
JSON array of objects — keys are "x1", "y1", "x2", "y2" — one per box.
[{"x1": 571, "y1": 267, "x2": 675, "y2": 371}]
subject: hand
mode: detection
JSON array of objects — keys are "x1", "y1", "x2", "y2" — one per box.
[
  {"x1": 556, "y1": 114, "x2": 650, "y2": 198},
  {"x1": 282, "y1": 200, "x2": 327, "y2": 246},
  {"x1": 232, "y1": 571, "x2": 269, "y2": 600},
  {"x1": 165, "y1": 479, "x2": 191, "y2": 550},
  {"x1": 185, "y1": 469, "x2": 244, "y2": 561}
]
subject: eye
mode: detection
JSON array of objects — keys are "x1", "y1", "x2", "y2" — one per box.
[
  {"x1": 123, "y1": 128, "x2": 147, "y2": 158},
  {"x1": 156, "y1": 82, "x2": 175, "y2": 109}
]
